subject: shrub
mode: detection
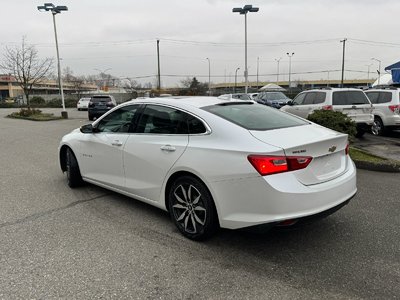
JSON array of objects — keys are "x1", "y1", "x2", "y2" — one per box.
[
  {"x1": 12, "y1": 108, "x2": 42, "y2": 117},
  {"x1": 30, "y1": 96, "x2": 46, "y2": 106},
  {"x1": 307, "y1": 110, "x2": 357, "y2": 138}
]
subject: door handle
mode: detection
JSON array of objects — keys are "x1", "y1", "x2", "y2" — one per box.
[
  {"x1": 112, "y1": 140, "x2": 123, "y2": 146},
  {"x1": 160, "y1": 145, "x2": 176, "y2": 152}
]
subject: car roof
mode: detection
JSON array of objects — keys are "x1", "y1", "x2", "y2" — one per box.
[
  {"x1": 301, "y1": 88, "x2": 365, "y2": 92},
  {"x1": 121, "y1": 96, "x2": 252, "y2": 109}
]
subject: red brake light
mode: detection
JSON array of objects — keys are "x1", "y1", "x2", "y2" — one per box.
[
  {"x1": 248, "y1": 155, "x2": 312, "y2": 176},
  {"x1": 388, "y1": 105, "x2": 400, "y2": 113},
  {"x1": 345, "y1": 143, "x2": 350, "y2": 155},
  {"x1": 322, "y1": 105, "x2": 333, "y2": 110}
]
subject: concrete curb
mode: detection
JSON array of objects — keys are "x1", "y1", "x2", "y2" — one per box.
[{"x1": 353, "y1": 159, "x2": 400, "y2": 173}]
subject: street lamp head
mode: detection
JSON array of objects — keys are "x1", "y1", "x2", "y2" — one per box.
[
  {"x1": 38, "y1": 3, "x2": 68, "y2": 13},
  {"x1": 233, "y1": 5, "x2": 259, "y2": 14}
]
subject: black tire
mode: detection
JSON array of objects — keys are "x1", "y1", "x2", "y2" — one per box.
[
  {"x1": 371, "y1": 117, "x2": 385, "y2": 136},
  {"x1": 168, "y1": 176, "x2": 218, "y2": 240},
  {"x1": 66, "y1": 148, "x2": 84, "y2": 188},
  {"x1": 355, "y1": 129, "x2": 365, "y2": 138}
]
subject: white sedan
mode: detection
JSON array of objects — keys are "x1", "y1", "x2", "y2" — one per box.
[
  {"x1": 77, "y1": 97, "x2": 91, "y2": 111},
  {"x1": 59, "y1": 97, "x2": 357, "y2": 240}
]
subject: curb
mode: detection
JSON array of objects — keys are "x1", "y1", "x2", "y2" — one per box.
[{"x1": 353, "y1": 159, "x2": 400, "y2": 173}]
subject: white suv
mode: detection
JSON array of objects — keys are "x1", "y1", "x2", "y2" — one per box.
[
  {"x1": 364, "y1": 87, "x2": 400, "y2": 135},
  {"x1": 281, "y1": 88, "x2": 374, "y2": 137}
]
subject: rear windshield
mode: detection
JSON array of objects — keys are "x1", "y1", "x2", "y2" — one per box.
[
  {"x1": 332, "y1": 91, "x2": 370, "y2": 105},
  {"x1": 203, "y1": 103, "x2": 308, "y2": 131},
  {"x1": 91, "y1": 96, "x2": 112, "y2": 102}
]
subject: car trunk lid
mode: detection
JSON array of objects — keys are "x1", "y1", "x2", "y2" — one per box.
[{"x1": 250, "y1": 124, "x2": 349, "y2": 185}]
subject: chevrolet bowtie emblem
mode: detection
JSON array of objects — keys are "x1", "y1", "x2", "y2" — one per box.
[{"x1": 328, "y1": 146, "x2": 337, "y2": 153}]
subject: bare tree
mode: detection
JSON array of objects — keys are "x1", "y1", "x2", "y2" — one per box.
[
  {"x1": 123, "y1": 78, "x2": 141, "y2": 99},
  {"x1": 0, "y1": 38, "x2": 53, "y2": 108}
]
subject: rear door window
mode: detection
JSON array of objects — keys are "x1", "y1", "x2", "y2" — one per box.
[
  {"x1": 303, "y1": 93, "x2": 316, "y2": 105},
  {"x1": 314, "y1": 92, "x2": 326, "y2": 104},
  {"x1": 332, "y1": 91, "x2": 370, "y2": 105},
  {"x1": 365, "y1": 92, "x2": 379, "y2": 104}
]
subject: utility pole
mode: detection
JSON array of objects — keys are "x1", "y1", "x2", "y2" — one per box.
[
  {"x1": 340, "y1": 38, "x2": 347, "y2": 88},
  {"x1": 275, "y1": 57, "x2": 282, "y2": 84},
  {"x1": 157, "y1": 39, "x2": 161, "y2": 90}
]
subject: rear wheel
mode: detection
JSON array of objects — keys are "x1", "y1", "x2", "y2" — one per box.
[
  {"x1": 371, "y1": 117, "x2": 384, "y2": 136},
  {"x1": 66, "y1": 148, "x2": 84, "y2": 188},
  {"x1": 168, "y1": 176, "x2": 218, "y2": 240}
]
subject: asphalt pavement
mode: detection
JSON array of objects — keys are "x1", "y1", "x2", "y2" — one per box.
[{"x1": 0, "y1": 108, "x2": 399, "y2": 299}]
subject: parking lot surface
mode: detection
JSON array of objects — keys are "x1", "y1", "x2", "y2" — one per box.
[{"x1": 0, "y1": 108, "x2": 399, "y2": 299}]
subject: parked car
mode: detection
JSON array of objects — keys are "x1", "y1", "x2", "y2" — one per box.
[
  {"x1": 77, "y1": 97, "x2": 91, "y2": 111},
  {"x1": 218, "y1": 93, "x2": 252, "y2": 101},
  {"x1": 88, "y1": 95, "x2": 117, "y2": 121},
  {"x1": 256, "y1": 91, "x2": 291, "y2": 109},
  {"x1": 59, "y1": 97, "x2": 356, "y2": 240},
  {"x1": 248, "y1": 93, "x2": 259, "y2": 100},
  {"x1": 364, "y1": 87, "x2": 400, "y2": 135},
  {"x1": 281, "y1": 88, "x2": 374, "y2": 137}
]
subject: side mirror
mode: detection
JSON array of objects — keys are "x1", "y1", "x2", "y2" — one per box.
[
  {"x1": 80, "y1": 124, "x2": 94, "y2": 133},
  {"x1": 287, "y1": 100, "x2": 294, "y2": 106}
]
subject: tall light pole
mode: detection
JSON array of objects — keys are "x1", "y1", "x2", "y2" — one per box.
[
  {"x1": 371, "y1": 58, "x2": 382, "y2": 85},
  {"x1": 275, "y1": 57, "x2": 282, "y2": 84},
  {"x1": 37, "y1": 3, "x2": 68, "y2": 119},
  {"x1": 286, "y1": 52, "x2": 294, "y2": 91},
  {"x1": 366, "y1": 63, "x2": 373, "y2": 86},
  {"x1": 340, "y1": 38, "x2": 347, "y2": 88},
  {"x1": 232, "y1": 5, "x2": 259, "y2": 94},
  {"x1": 206, "y1": 58, "x2": 211, "y2": 95},
  {"x1": 234, "y1": 67, "x2": 240, "y2": 93}
]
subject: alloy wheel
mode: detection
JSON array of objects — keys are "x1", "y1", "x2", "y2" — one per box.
[{"x1": 171, "y1": 184, "x2": 207, "y2": 234}]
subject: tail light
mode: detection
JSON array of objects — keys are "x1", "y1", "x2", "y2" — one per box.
[
  {"x1": 389, "y1": 105, "x2": 400, "y2": 113},
  {"x1": 248, "y1": 155, "x2": 313, "y2": 176},
  {"x1": 106, "y1": 101, "x2": 114, "y2": 107},
  {"x1": 345, "y1": 143, "x2": 350, "y2": 155},
  {"x1": 322, "y1": 105, "x2": 333, "y2": 110}
]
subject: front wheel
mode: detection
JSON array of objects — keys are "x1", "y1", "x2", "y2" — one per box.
[
  {"x1": 66, "y1": 148, "x2": 84, "y2": 188},
  {"x1": 168, "y1": 176, "x2": 218, "y2": 240}
]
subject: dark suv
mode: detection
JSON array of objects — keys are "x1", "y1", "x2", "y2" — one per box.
[
  {"x1": 88, "y1": 95, "x2": 117, "y2": 121},
  {"x1": 256, "y1": 91, "x2": 291, "y2": 109}
]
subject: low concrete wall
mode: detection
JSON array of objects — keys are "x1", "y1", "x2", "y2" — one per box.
[{"x1": 27, "y1": 93, "x2": 134, "y2": 104}]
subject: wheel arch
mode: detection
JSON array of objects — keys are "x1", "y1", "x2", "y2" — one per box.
[
  {"x1": 59, "y1": 144, "x2": 70, "y2": 172},
  {"x1": 164, "y1": 171, "x2": 220, "y2": 223}
]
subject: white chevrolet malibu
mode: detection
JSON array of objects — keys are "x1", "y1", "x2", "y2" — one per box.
[{"x1": 59, "y1": 97, "x2": 357, "y2": 240}]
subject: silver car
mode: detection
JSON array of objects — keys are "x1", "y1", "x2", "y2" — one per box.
[
  {"x1": 365, "y1": 87, "x2": 400, "y2": 135},
  {"x1": 281, "y1": 88, "x2": 374, "y2": 137}
]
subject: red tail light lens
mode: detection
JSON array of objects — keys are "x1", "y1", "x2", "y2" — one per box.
[
  {"x1": 389, "y1": 105, "x2": 400, "y2": 113},
  {"x1": 322, "y1": 105, "x2": 333, "y2": 110},
  {"x1": 345, "y1": 143, "x2": 350, "y2": 155},
  {"x1": 248, "y1": 155, "x2": 313, "y2": 176}
]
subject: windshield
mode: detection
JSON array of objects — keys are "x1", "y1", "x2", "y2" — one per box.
[
  {"x1": 258, "y1": 92, "x2": 288, "y2": 101},
  {"x1": 91, "y1": 96, "x2": 112, "y2": 103},
  {"x1": 203, "y1": 103, "x2": 308, "y2": 130}
]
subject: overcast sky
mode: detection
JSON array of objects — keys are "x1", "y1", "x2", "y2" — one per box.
[{"x1": 1, "y1": 0, "x2": 400, "y2": 87}]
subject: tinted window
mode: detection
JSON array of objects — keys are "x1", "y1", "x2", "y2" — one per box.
[
  {"x1": 203, "y1": 103, "x2": 307, "y2": 131},
  {"x1": 379, "y1": 92, "x2": 392, "y2": 104},
  {"x1": 91, "y1": 96, "x2": 112, "y2": 103},
  {"x1": 293, "y1": 93, "x2": 306, "y2": 105},
  {"x1": 303, "y1": 93, "x2": 316, "y2": 105},
  {"x1": 332, "y1": 91, "x2": 370, "y2": 105},
  {"x1": 314, "y1": 92, "x2": 326, "y2": 104},
  {"x1": 137, "y1": 105, "x2": 204, "y2": 134},
  {"x1": 96, "y1": 105, "x2": 138, "y2": 133},
  {"x1": 365, "y1": 92, "x2": 379, "y2": 104},
  {"x1": 232, "y1": 94, "x2": 251, "y2": 100}
]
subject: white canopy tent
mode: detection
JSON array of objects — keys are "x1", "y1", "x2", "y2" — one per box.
[{"x1": 258, "y1": 83, "x2": 286, "y2": 91}]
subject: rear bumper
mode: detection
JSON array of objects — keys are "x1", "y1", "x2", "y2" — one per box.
[
  {"x1": 210, "y1": 158, "x2": 357, "y2": 230},
  {"x1": 382, "y1": 114, "x2": 400, "y2": 127}
]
